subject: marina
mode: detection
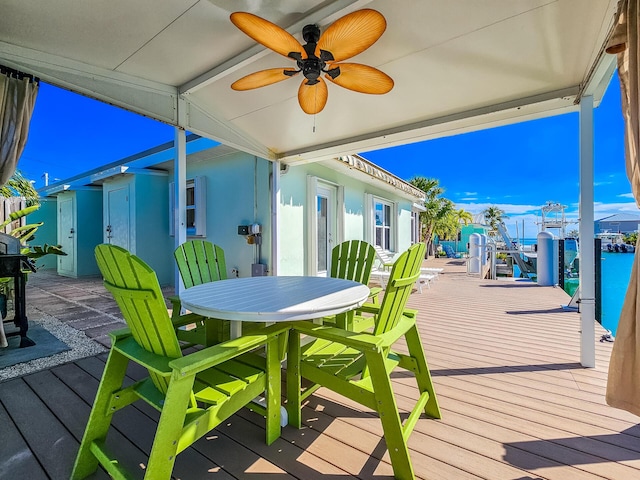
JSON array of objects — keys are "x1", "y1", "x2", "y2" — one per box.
[{"x1": 597, "y1": 232, "x2": 636, "y2": 253}]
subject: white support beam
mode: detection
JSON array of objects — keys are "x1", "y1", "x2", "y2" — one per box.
[
  {"x1": 280, "y1": 87, "x2": 581, "y2": 164},
  {"x1": 579, "y1": 95, "x2": 596, "y2": 368},
  {"x1": 0, "y1": 42, "x2": 178, "y2": 124},
  {"x1": 174, "y1": 99, "x2": 188, "y2": 294},
  {"x1": 271, "y1": 161, "x2": 281, "y2": 276},
  {"x1": 180, "y1": 97, "x2": 275, "y2": 160}
]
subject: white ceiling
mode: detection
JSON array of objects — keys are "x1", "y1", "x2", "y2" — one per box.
[{"x1": 0, "y1": 0, "x2": 619, "y2": 164}]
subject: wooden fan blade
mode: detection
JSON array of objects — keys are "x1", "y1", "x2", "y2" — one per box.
[
  {"x1": 316, "y1": 9, "x2": 386, "y2": 62},
  {"x1": 231, "y1": 12, "x2": 306, "y2": 59},
  {"x1": 325, "y1": 63, "x2": 393, "y2": 94},
  {"x1": 298, "y1": 77, "x2": 328, "y2": 114},
  {"x1": 231, "y1": 68, "x2": 298, "y2": 91}
]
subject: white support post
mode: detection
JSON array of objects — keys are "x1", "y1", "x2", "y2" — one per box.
[
  {"x1": 579, "y1": 95, "x2": 596, "y2": 368},
  {"x1": 271, "y1": 161, "x2": 281, "y2": 276},
  {"x1": 174, "y1": 121, "x2": 187, "y2": 294}
]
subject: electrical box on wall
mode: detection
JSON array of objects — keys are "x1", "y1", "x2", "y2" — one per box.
[
  {"x1": 251, "y1": 263, "x2": 267, "y2": 276},
  {"x1": 238, "y1": 225, "x2": 249, "y2": 235}
]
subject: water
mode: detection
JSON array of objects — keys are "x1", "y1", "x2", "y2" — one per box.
[
  {"x1": 511, "y1": 239, "x2": 634, "y2": 337},
  {"x1": 601, "y1": 252, "x2": 634, "y2": 336}
]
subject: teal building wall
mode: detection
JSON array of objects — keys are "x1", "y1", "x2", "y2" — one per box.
[{"x1": 27, "y1": 197, "x2": 58, "y2": 270}]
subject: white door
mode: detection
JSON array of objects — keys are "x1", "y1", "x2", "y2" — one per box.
[
  {"x1": 105, "y1": 185, "x2": 130, "y2": 251},
  {"x1": 316, "y1": 184, "x2": 337, "y2": 276},
  {"x1": 58, "y1": 195, "x2": 75, "y2": 275}
]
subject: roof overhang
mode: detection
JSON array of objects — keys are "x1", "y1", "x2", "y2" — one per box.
[{"x1": 0, "y1": 0, "x2": 620, "y2": 164}]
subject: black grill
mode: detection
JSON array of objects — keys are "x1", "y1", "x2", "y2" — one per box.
[{"x1": 0, "y1": 232, "x2": 35, "y2": 347}]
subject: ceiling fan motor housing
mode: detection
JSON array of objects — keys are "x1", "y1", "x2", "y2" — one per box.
[{"x1": 294, "y1": 24, "x2": 339, "y2": 84}]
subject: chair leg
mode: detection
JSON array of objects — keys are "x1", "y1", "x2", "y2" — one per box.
[
  {"x1": 144, "y1": 374, "x2": 195, "y2": 480},
  {"x1": 71, "y1": 349, "x2": 130, "y2": 480},
  {"x1": 405, "y1": 326, "x2": 441, "y2": 419},
  {"x1": 286, "y1": 330, "x2": 302, "y2": 429},
  {"x1": 366, "y1": 351, "x2": 415, "y2": 480}
]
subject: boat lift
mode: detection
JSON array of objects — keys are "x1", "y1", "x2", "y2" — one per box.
[
  {"x1": 537, "y1": 202, "x2": 577, "y2": 238},
  {"x1": 496, "y1": 223, "x2": 536, "y2": 278}
]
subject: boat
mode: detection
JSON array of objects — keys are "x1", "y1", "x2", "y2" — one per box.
[
  {"x1": 596, "y1": 232, "x2": 635, "y2": 253},
  {"x1": 564, "y1": 237, "x2": 579, "y2": 270}
]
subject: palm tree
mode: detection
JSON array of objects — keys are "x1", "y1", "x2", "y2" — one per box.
[
  {"x1": 410, "y1": 176, "x2": 454, "y2": 256},
  {"x1": 482, "y1": 205, "x2": 508, "y2": 238}
]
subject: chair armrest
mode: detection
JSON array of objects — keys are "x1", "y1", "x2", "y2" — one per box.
[
  {"x1": 169, "y1": 323, "x2": 290, "y2": 376},
  {"x1": 171, "y1": 312, "x2": 203, "y2": 328},
  {"x1": 357, "y1": 302, "x2": 382, "y2": 315},
  {"x1": 112, "y1": 336, "x2": 174, "y2": 376},
  {"x1": 168, "y1": 294, "x2": 181, "y2": 320},
  {"x1": 289, "y1": 321, "x2": 383, "y2": 351},
  {"x1": 376, "y1": 314, "x2": 416, "y2": 347},
  {"x1": 349, "y1": 303, "x2": 418, "y2": 320},
  {"x1": 109, "y1": 327, "x2": 132, "y2": 342}
]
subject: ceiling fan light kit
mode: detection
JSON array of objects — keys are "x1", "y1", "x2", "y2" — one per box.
[{"x1": 230, "y1": 9, "x2": 394, "y2": 114}]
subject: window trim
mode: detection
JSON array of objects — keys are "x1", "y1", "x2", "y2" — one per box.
[
  {"x1": 169, "y1": 176, "x2": 206, "y2": 237},
  {"x1": 369, "y1": 195, "x2": 397, "y2": 252}
]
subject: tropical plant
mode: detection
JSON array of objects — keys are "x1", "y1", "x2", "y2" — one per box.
[
  {"x1": 0, "y1": 204, "x2": 66, "y2": 313},
  {"x1": 0, "y1": 169, "x2": 39, "y2": 206},
  {"x1": 482, "y1": 205, "x2": 509, "y2": 238},
  {"x1": 624, "y1": 232, "x2": 638, "y2": 246},
  {"x1": 0, "y1": 205, "x2": 66, "y2": 259},
  {"x1": 409, "y1": 176, "x2": 455, "y2": 256}
]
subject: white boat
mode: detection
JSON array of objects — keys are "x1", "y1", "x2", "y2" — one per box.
[
  {"x1": 564, "y1": 237, "x2": 579, "y2": 269},
  {"x1": 596, "y1": 232, "x2": 635, "y2": 253}
]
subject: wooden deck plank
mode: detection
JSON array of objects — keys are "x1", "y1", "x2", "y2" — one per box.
[
  {"x1": 74, "y1": 353, "x2": 300, "y2": 480},
  {"x1": 0, "y1": 378, "x2": 80, "y2": 480},
  {"x1": 0, "y1": 398, "x2": 48, "y2": 478},
  {"x1": 53, "y1": 361, "x2": 232, "y2": 480}
]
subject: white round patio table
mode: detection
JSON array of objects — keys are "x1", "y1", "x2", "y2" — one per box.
[{"x1": 179, "y1": 275, "x2": 370, "y2": 338}]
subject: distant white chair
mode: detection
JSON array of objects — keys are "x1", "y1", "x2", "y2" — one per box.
[
  {"x1": 374, "y1": 269, "x2": 436, "y2": 293},
  {"x1": 372, "y1": 245, "x2": 442, "y2": 293},
  {"x1": 373, "y1": 245, "x2": 443, "y2": 278}
]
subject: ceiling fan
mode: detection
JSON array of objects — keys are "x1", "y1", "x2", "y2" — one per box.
[{"x1": 230, "y1": 9, "x2": 394, "y2": 114}]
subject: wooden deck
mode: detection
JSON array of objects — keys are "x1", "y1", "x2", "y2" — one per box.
[{"x1": 1, "y1": 259, "x2": 639, "y2": 480}]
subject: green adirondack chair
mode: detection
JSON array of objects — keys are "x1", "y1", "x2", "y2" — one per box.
[
  {"x1": 72, "y1": 244, "x2": 286, "y2": 480},
  {"x1": 286, "y1": 242, "x2": 441, "y2": 480},
  {"x1": 331, "y1": 239, "x2": 382, "y2": 303},
  {"x1": 171, "y1": 240, "x2": 229, "y2": 345},
  {"x1": 324, "y1": 240, "x2": 382, "y2": 331}
]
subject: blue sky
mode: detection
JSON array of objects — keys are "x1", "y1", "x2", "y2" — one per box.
[
  {"x1": 19, "y1": 74, "x2": 639, "y2": 239},
  {"x1": 362, "y1": 72, "x2": 639, "y2": 238}
]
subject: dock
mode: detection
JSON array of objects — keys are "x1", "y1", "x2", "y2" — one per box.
[{"x1": 0, "y1": 260, "x2": 637, "y2": 480}]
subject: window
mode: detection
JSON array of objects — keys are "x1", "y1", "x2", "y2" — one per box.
[
  {"x1": 186, "y1": 180, "x2": 196, "y2": 235},
  {"x1": 317, "y1": 195, "x2": 328, "y2": 272},
  {"x1": 169, "y1": 176, "x2": 206, "y2": 237},
  {"x1": 374, "y1": 198, "x2": 393, "y2": 250},
  {"x1": 411, "y1": 211, "x2": 419, "y2": 244}
]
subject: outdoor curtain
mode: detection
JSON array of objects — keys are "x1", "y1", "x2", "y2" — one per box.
[
  {"x1": 0, "y1": 67, "x2": 38, "y2": 347},
  {"x1": 606, "y1": 0, "x2": 640, "y2": 417},
  {"x1": 0, "y1": 66, "x2": 39, "y2": 187}
]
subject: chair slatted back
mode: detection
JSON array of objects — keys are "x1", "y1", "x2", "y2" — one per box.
[
  {"x1": 95, "y1": 244, "x2": 182, "y2": 394},
  {"x1": 373, "y1": 243, "x2": 425, "y2": 336},
  {"x1": 330, "y1": 240, "x2": 376, "y2": 285},
  {"x1": 175, "y1": 240, "x2": 227, "y2": 289}
]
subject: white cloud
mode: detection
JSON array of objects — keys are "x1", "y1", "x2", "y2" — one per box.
[
  {"x1": 618, "y1": 192, "x2": 635, "y2": 199},
  {"x1": 451, "y1": 200, "x2": 640, "y2": 238},
  {"x1": 454, "y1": 202, "x2": 541, "y2": 216}
]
